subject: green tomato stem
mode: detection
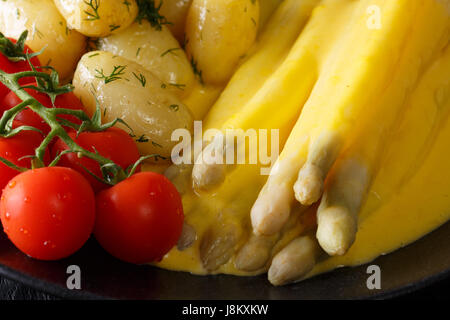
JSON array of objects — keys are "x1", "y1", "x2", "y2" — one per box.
[{"x1": 0, "y1": 69, "x2": 126, "y2": 183}]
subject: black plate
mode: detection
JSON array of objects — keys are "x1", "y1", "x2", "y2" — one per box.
[{"x1": 0, "y1": 220, "x2": 449, "y2": 300}]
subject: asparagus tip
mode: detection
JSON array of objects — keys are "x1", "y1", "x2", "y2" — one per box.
[
  {"x1": 294, "y1": 163, "x2": 324, "y2": 205},
  {"x1": 316, "y1": 206, "x2": 357, "y2": 256}
]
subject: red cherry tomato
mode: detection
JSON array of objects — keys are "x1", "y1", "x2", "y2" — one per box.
[
  {"x1": 0, "y1": 120, "x2": 49, "y2": 191},
  {"x1": 51, "y1": 127, "x2": 141, "y2": 192},
  {"x1": 0, "y1": 38, "x2": 41, "y2": 100},
  {"x1": 95, "y1": 172, "x2": 184, "y2": 264},
  {"x1": 1, "y1": 84, "x2": 84, "y2": 134},
  {"x1": 0, "y1": 167, "x2": 96, "y2": 260}
]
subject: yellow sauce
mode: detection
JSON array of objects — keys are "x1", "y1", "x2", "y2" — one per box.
[
  {"x1": 155, "y1": 103, "x2": 450, "y2": 279},
  {"x1": 153, "y1": 0, "x2": 450, "y2": 281},
  {"x1": 311, "y1": 105, "x2": 450, "y2": 276}
]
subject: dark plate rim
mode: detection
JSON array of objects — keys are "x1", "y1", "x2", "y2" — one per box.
[
  {"x1": 0, "y1": 263, "x2": 104, "y2": 300},
  {"x1": 1, "y1": 257, "x2": 449, "y2": 300}
]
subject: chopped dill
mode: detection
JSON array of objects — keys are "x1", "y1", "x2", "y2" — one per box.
[
  {"x1": 95, "y1": 65, "x2": 127, "y2": 84},
  {"x1": 33, "y1": 27, "x2": 44, "y2": 40},
  {"x1": 129, "y1": 132, "x2": 150, "y2": 143},
  {"x1": 169, "y1": 83, "x2": 186, "y2": 90},
  {"x1": 84, "y1": 0, "x2": 101, "y2": 21},
  {"x1": 109, "y1": 24, "x2": 121, "y2": 32},
  {"x1": 151, "y1": 141, "x2": 163, "y2": 148},
  {"x1": 190, "y1": 57, "x2": 204, "y2": 85},
  {"x1": 132, "y1": 72, "x2": 147, "y2": 87},
  {"x1": 161, "y1": 47, "x2": 181, "y2": 57},
  {"x1": 123, "y1": 0, "x2": 132, "y2": 12},
  {"x1": 181, "y1": 36, "x2": 189, "y2": 50},
  {"x1": 136, "y1": 134, "x2": 149, "y2": 143},
  {"x1": 136, "y1": 0, "x2": 172, "y2": 31}
]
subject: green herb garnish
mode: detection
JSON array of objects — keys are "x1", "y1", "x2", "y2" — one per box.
[
  {"x1": 95, "y1": 65, "x2": 127, "y2": 84},
  {"x1": 84, "y1": 0, "x2": 101, "y2": 21},
  {"x1": 136, "y1": 0, "x2": 172, "y2": 31}
]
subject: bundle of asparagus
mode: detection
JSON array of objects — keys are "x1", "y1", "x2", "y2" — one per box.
[{"x1": 161, "y1": 0, "x2": 450, "y2": 286}]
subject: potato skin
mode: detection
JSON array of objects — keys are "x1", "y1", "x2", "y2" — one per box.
[
  {"x1": 73, "y1": 51, "x2": 193, "y2": 159},
  {"x1": 53, "y1": 0, "x2": 139, "y2": 37},
  {"x1": 0, "y1": 0, "x2": 86, "y2": 81},
  {"x1": 157, "y1": 0, "x2": 193, "y2": 43},
  {"x1": 185, "y1": 0, "x2": 260, "y2": 85},
  {"x1": 97, "y1": 21, "x2": 195, "y2": 98}
]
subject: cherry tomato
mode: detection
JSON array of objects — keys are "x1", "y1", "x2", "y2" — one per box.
[
  {"x1": 1, "y1": 84, "x2": 84, "y2": 134},
  {"x1": 51, "y1": 127, "x2": 141, "y2": 192},
  {"x1": 0, "y1": 167, "x2": 96, "y2": 260},
  {"x1": 0, "y1": 39, "x2": 41, "y2": 100},
  {"x1": 95, "y1": 172, "x2": 184, "y2": 264},
  {"x1": 0, "y1": 120, "x2": 49, "y2": 191}
]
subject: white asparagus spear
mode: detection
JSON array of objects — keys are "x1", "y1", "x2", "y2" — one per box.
[
  {"x1": 364, "y1": 55, "x2": 450, "y2": 214},
  {"x1": 192, "y1": 136, "x2": 231, "y2": 191},
  {"x1": 191, "y1": 0, "x2": 321, "y2": 191},
  {"x1": 199, "y1": 212, "x2": 244, "y2": 271},
  {"x1": 251, "y1": 0, "x2": 442, "y2": 236},
  {"x1": 234, "y1": 234, "x2": 278, "y2": 272},
  {"x1": 177, "y1": 222, "x2": 197, "y2": 251},
  {"x1": 165, "y1": 163, "x2": 194, "y2": 195},
  {"x1": 293, "y1": 0, "x2": 450, "y2": 207},
  {"x1": 235, "y1": 204, "x2": 312, "y2": 271},
  {"x1": 316, "y1": 159, "x2": 367, "y2": 255},
  {"x1": 318, "y1": 41, "x2": 450, "y2": 256},
  {"x1": 268, "y1": 234, "x2": 321, "y2": 286},
  {"x1": 202, "y1": 0, "x2": 320, "y2": 129},
  {"x1": 293, "y1": 132, "x2": 341, "y2": 205}
]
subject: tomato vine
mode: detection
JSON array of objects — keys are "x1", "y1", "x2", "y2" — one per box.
[{"x1": 0, "y1": 31, "x2": 156, "y2": 186}]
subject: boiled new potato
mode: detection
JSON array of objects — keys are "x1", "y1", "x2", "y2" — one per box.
[
  {"x1": 157, "y1": 0, "x2": 193, "y2": 43},
  {"x1": 97, "y1": 20, "x2": 195, "y2": 98},
  {"x1": 53, "y1": 0, "x2": 139, "y2": 37},
  {"x1": 185, "y1": 0, "x2": 260, "y2": 85},
  {"x1": 73, "y1": 51, "x2": 193, "y2": 159},
  {"x1": 0, "y1": 0, "x2": 86, "y2": 81}
]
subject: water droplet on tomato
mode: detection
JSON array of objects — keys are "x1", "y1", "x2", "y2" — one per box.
[
  {"x1": 51, "y1": 213, "x2": 62, "y2": 221},
  {"x1": 24, "y1": 197, "x2": 30, "y2": 203},
  {"x1": 43, "y1": 240, "x2": 56, "y2": 248},
  {"x1": 8, "y1": 181, "x2": 16, "y2": 188},
  {"x1": 4, "y1": 212, "x2": 10, "y2": 220},
  {"x1": 62, "y1": 192, "x2": 72, "y2": 201}
]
